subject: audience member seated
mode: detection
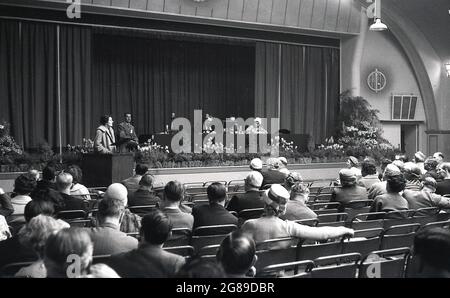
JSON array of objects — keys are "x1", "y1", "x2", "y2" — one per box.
[
  {"x1": 44, "y1": 227, "x2": 118, "y2": 278},
  {"x1": 0, "y1": 200, "x2": 56, "y2": 268},
  {"x1": 368, "y1": 164, "x2": 401, "y2": 200},
  {"x1": 378, "y1": 158, "x2": 393, "y2": 181},
  {"x1": 227, "y1": 172, "x2": 264, "y2": 214},
  {"x1": 128, "y1": 174, "x2": 160, "y2": 215},
  {"x1": 216, "y1": 231, "x2": 257, "y2": 278},
  {"x1": 159, "y1": 181, "x2": 193, "y2": 231},
  {"x1": 241, "y1": 184, "x2": 354, "y2": 250},
  {"x1": 414, "y1": 151, "x2": 427, "y2": 175},
  {"x1": 192, "y1": 183, "x2": 238, "y2": 230},
  {"x1": 279, "y1": 183, "x2": 317, "y2": 221},
  {"x1": 65, "y1": 165, "x2": 91, "y2": 201},
  {"x1": 331, "y1": 169, "x2": 368, "y2": 211},
  {"x1": 346, "y1": 156, "x2": 362, "y2": 181},
  {"x1": 249, "y1": 158, "x2": 263, "y2": 173},
  {"x1": 368, "y1": 174, "x2": 409, "y2": 219},
  {"x1": 261, "y1": 158, "x2": 289, "y2": 188},
  {"x1": 8, "y1": 173, "x2": 36, "y2": 224},
  {"x1": 283, "y1": 172, "x2": 303, "y2": 193},
  {"x1": 403, "y1": 162, "x2": 423, "y2": 191},
  {"x1": 106, "y1": 211, "x2": 186, "y2": 277},
  {"x1": 423, "y1": 158, "x2": 440, "y2": 182},
  {"x1": 32, "y1": 165, "x2": 64, "y2": 211},
  {"x1": 435, "y1": 163, "x2": 450, "y2": 195},
  {"x1": 103, "y1": 183, "x2": 142, "y2": 234},
  {"x1": 175, "y1": 257, "x2": 226, "y2": 278},
  {"x1": 359, "y1": 158, "x2": 380, "y2": 190},
  {"x1": 15, "y1": 215, "x2": 68, "y2": 278},
  {"x1": 408, "y1": 227, "x2": 450, "y2": 278},
  {"x1": 88, "y1": 197, "x2": 138, "y2": 256},
  {"x1": 433, "y1": 152, "x2": 444, "y2": 164},
  {"x1": 122, "y1": 163, "x2": 149, "y2": 200},
  {"x1": 55, "y1": 172, "x2": 89, "y2": 213},
  {"x1": 403, "y1": 177, "x2": 450, "y2": 214},
  {"x1": 0, "y1": 187, "x2": 14, "y2": 218},
  {"x1": 27, "y1": 169, "x2": 40, "y2": 182},
  {"x1": 278, "y1": 157, "x2": 290, "y2": 175}
]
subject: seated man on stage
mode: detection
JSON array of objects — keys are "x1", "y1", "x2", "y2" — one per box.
[
  {"x1": 117, "y1": 113, "x2": 139, "y2": 152},
  {"x1": 245, "y1": 117, "x2": 267, "y2": 134}
]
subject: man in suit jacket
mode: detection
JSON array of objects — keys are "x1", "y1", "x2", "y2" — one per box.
[
  {"x1": 403, "y1": 177, "x2": 450, "y2": 215},
  {"x1": 128, "y1": 174, "x2": 160, "y2": 216},
  {"x1": 160, "y1": 181, "x2": 193, "y2": 231},
  {"x1": 192, "y1": 183, "x2": 238, "y2": 231},
  {"x1": 227, "y1": 172, "x2": 264, "y2": 214},
  {"x1": 117, "y1": 113, "x2": 139, "y2": 152},
  {"x1": 56, "y1": 173, "x2": 89, "y2": 213},
  {"x1": 88, "y1": 196, "x2": 138, "y2": 256},
  {"x1": 436, "y1": 163, "x2": 450, "y2": 195},
  {"x1": 122, "y1": 164, "x2": 149, "y2": 200},
  {"x1": 106, "y1": 210, "x2": 185, "y2": 278}
]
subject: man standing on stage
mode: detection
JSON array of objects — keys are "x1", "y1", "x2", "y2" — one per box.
[{"x1": 117, "y1": 113, "x2": 139, "y2": 152}]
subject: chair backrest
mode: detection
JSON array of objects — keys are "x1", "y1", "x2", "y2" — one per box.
[
  {"x1": 68, "y1": 219, "x2": 93, "y2": 228},
  {"x1": 412, "y1": 207, "x2": 440, "y2": 217},
  {"x1": 317, "y1": 213, "x2": 348, "y2": 226},
  {"x1": 258, "y1": 260, "x2": 314, "y2": 278},
  {"x1": 310, "y1": 253, "x2": 361, "y2": 278},
  {"x1": 126, "y1": 232, "x2": 140, "y2": 240},
  {"x1": 293, "y1": 218, "x2": 319, "y2": 227},
  {"x1": 163, "y1": 245, "x2": 195, "y2": 257},
  {"x1": 198, "y1": 244, "x2": 221, "y2": 256},
  {"x1": 341, "y1": 228, "x2": 383, "y2": 258},
  {"x1": 419, "y1": 220, "x2": 450, "y2": 231},
  {"x1": 203, "y1": 181, "x2": 227, "y2": 187},
  {"x1": 193, "y1": 224, "x2": 238, "y2": 237},
  {"x1": 56, "y1": 210, "x2": 87, "y2": 220},
  {"x1": 311, "y1": 202, "x2": 341, "y2": 210},
  {"x1": 127, "y1": 205, "x2": 157, "y2": 216},
  {"x1": 255, "y1": 246, "x2": 298, "y2": 272},
  {"x1": 0, "y1": 262, "x2": 34, "y2": 277},
  {"x1": 191, "y1": 234, "x2": 229, "y2": 252},
  {"x1": 190, "y1": 194, "x2": 209, "y2": 202},
  {"x1": 164, "y1": 228, "x2": 192, "y2": 247},
  {"x1": 380, "y1": 223, "x2": 420, "y2": 250},
  {"x1": 313, "y1": 193, "x2": 332, "y2": 203},
  {"x1": 297, "y1": 239, "x2": 344, "y2": 262},
  {"x1": 237, "y1": 208, "x2": 264, "y2": 221},
  {"x1": 358, "y1": 247, "x2": 410, "y2": 278}
]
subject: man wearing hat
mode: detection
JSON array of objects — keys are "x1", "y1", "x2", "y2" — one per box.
[
  {"x1": 368, "y1": 164, "x2": 401, "y2": 200},
  {"x1": 227, "y1": 172, "x2": 265, "y2": 215},
  {"x1": 249, "y1": 158, "x2": 263, "y2": 173},
  {"x1": 331, "y1": 169, "x2": 368, "y2": 211},
  {"x1": 241, "y1": 184, "x2": 354, "y2": 250},
  {"x1": 414, "y1": 151, "x2": 427, "y2": 175}
]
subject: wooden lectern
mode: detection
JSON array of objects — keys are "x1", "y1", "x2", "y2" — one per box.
[{"x1": 82, "y1": 153, "x2": 134, "y2": 188}]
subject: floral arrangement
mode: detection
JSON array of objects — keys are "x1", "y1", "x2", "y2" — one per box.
[{"x1": 0, "y1": 121, "x2": 23, "y2": 157}]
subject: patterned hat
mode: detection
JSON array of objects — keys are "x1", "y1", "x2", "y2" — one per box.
[
  {"x1": 245, "y1": 171, "x2": 264, "y2": 188},
  {"x1": 263, "y1": 184, "x2": 290, "y2": 213},
  {"x1": 279, "y1": 157, "x2": 288, "y2": 165},
  {"x1": 339, "y1": 168, "x2": 357, "y2": 182},
  {"x1": 348, "y1": 156, "x2": 359, "y2": 167},
  {"x1": 414, "y1": 151, "x2": 426, "y2": 162}
]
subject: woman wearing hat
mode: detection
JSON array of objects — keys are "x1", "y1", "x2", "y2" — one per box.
[
  {"x1": 346, "y1": 156, "x2": 362, "y2": 181},
  {"x1": 241, "y1": 184, "x2": 354, "y2": 250}
]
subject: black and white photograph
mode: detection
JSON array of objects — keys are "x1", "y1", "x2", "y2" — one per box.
[{"x1": 0, "y1": 0, "x2": 450, "y2": 283}]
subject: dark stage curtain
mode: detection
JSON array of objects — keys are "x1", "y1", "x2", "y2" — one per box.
[
  {"x1": 255, "y1": 42, "x2": 340, "y2": 144},
  {"x1": 92, "y1": 34, "x2": 255, "y2": 135},
  {"x1": 59, "y1": 25, "x2": 92, "y2": 146},
  {"x1": 0, "y1": 21, "x2": 57, "y2": 148},
  {"x1": 280, "y1": 45, "x2": 340, "y2": 144}
]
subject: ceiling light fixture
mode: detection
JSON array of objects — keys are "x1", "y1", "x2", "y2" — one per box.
[{"x1": 369, "y1": 0, "x2": 388, "y2": 31}]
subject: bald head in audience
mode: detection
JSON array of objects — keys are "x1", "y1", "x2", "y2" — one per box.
[
  {"x1": 105, "y1": 183, "x2": 129, "y2": 206},
  {"x1": 56, "y1": 172, "x2": 73, "y2": 195}
]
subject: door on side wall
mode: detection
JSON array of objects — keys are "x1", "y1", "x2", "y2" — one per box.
[{"x1": 401, "y1": 124, "x2": 418, "y2": 157}]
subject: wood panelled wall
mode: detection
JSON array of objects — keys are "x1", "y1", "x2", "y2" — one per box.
[{"x1": 47, "y1": 0, "x2": 361, "y2": 34}]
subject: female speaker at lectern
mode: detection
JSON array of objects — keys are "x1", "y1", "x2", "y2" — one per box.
[{"x1": 94, "y1": 115, "x2": 116, "y2": 154}]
